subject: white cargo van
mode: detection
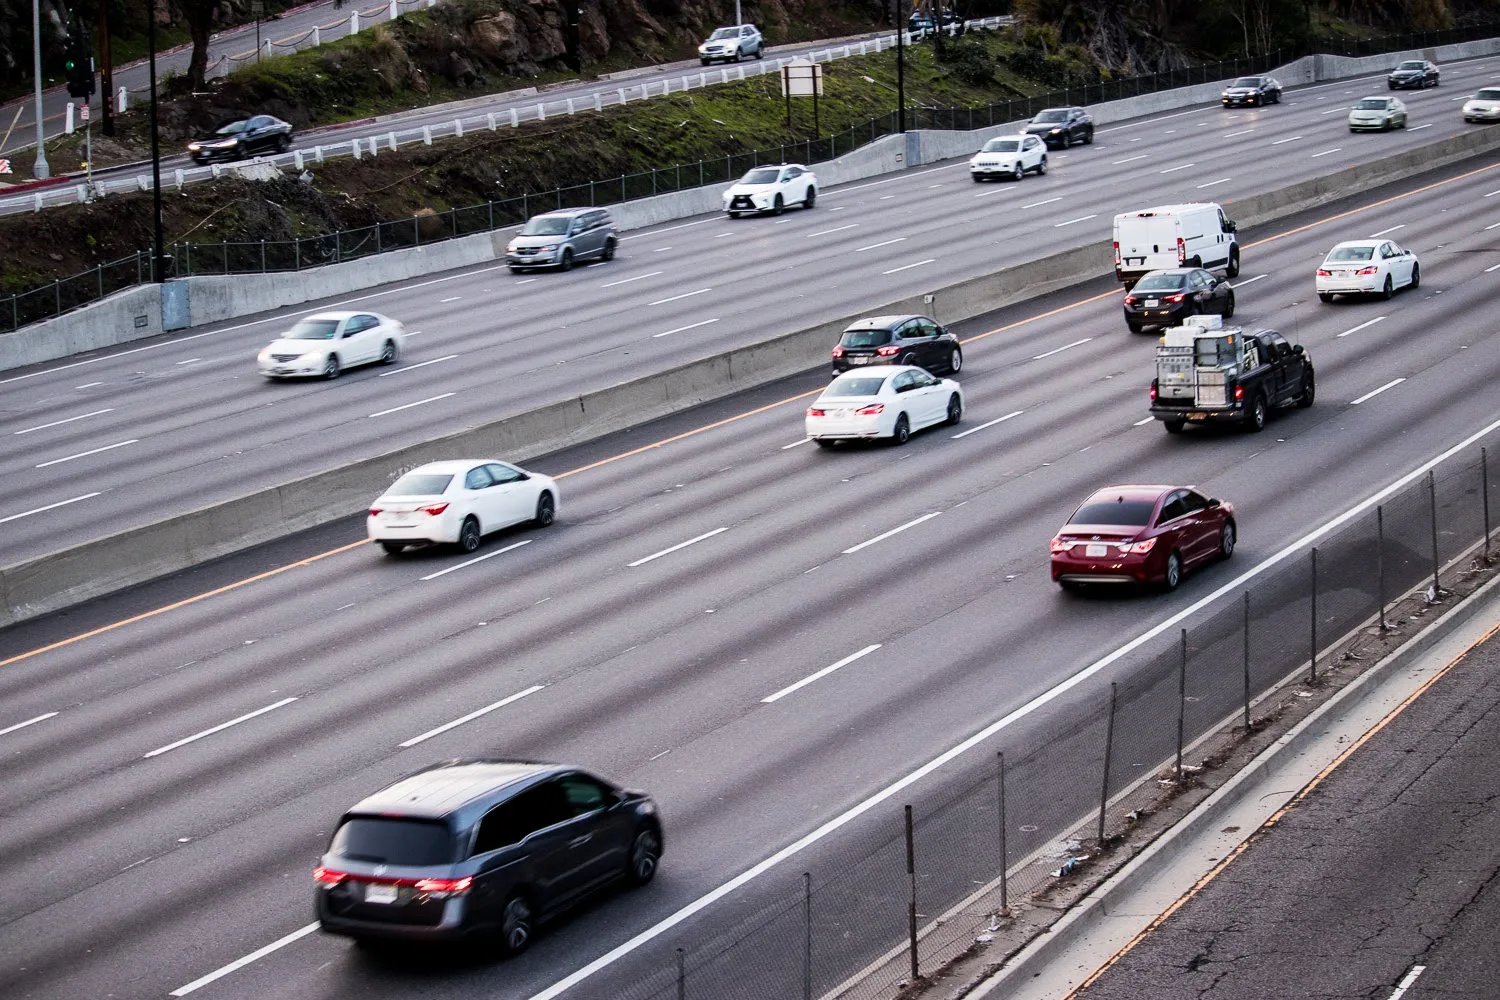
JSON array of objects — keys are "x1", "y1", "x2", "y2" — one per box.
[{"x1": 1113, "y1": 203, "x2": 1240, "y2": 287}]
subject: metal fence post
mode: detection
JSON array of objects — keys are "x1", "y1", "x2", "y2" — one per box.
[
  {"x1": 55, "y1": 280, "x2": 61, "y2": 317},
  {"x1": 1377, "y1": 505, "x2": 1388, "y2": 631},
  {"x1": 295, "y1": 238, "x2": 301, "y2": 271},
  {"x1": 1098, "y1": 681, "x2": 1117, "y2": 845},
  {"x1": 1309, "y1": 547, "x2": 1319, "y2": 683},
  {"x1": 1242, "y1": 592, "x2": 1252, "y2": 728},
  {"x1": 1428, "y1": 470, "x2": 1441, "y2": 599},
  {"x1": 1176, "y1": 628, "x2": 1187, "y2": 779},
  {"x1": 260, "y1": 240, "x2": 267, "y2": 272},
  {"x1": 803, "y1": 871, "x2": 813, "y2": 1000},
  {"x1": 97, "y1": 264, "x2": 103, "y2": 299},
  {"x1": 905, "y1": 804, "x2": 918, "y2": 981},
  {"x1": 1484, "y1": 448, "x2": 1492, "y2": 562},
  {"x1": 997, "y1": 751, "x2": 1008, "y2": 914},
  {"x1": 488, "y1": 200, "x2": 494, "y2": 230},
  {"x1": 676, "y1": 947, "x2": 685, "y2": 1000}
]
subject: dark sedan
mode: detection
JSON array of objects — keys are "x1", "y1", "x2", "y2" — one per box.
[
  {"x1": 1388, "y1": 59, "x2": 1439, "y2": 89},
  {"x1": 1122, "y1": 268, "x2": 1234, "y2": 333},
  {"x1": 1050, "y1": 485, "x2": 1236, "y2": 592},
  {"x1": 1220, "y1": 75, "x2": 1282, "y2": 106},
  {"x1": 1024, "y1": 107, "x2": 1093, "y2": 148},
  {"x1": 188, "y1": 114, "x2": 294, "y2": 163},
  {"x1": 831, "y1": 314, "x2": 962, "y2": 376}
]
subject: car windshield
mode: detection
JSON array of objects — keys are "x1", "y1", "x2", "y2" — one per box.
[
  {"x1": 1477, "y1": 88, "x2": 1500, "y2": 100},
  {"x1": 1326, "y1": 245, "x2": 1375, "y2": 261},
  {"x1": 286, "y1": 319, "x2": 339, "y2": 340},
  {"x1": 741, "y1": 167, "x2": 780, "y2": 185},
  {"x1": 981, "y1": 139, "x2": 1020, "y2": 152},
  {"x1": 386, "y1": 473, "x2": 453, "y2": 496},
  {"x1": 824, "y1": 376, "x2": 888, "y2": 398},
  {"x1": 1355, "y1": 98, "x2": 1389, "y2": 110},
  {"x1": 213, "y1": 120, "x2": 250, "y2": 135},
  {"x1": 1396, "y1": 61, "x2": 1424, "y2": 70},
  {"x1": 840, "y1": 328, "x2": 893, "y2": 348},
  {"x1": 1229, "y1": 77, "x2": 1262, "y2": 87},
  {"x1": 521, "y1": 216, "x2": 571, "y2": 236},
  {"x1": 1033, "y1": 110, "x2": 1067, "y2": 123},
  {"x1": 330, "y1": 817, "x2": 453, "y2": 865},
  {"x1": 1070, "y1": 498, "x2": 1156, "y2": 527},
  {"x1": 1133, "y1": 273, "x2": 1187, "y2": 291},
  {"x1": 709, "y1": 27, "x2": 738, "y2": 39}
]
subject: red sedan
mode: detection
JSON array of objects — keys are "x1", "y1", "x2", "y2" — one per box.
[{"x1": 1050, "y1": 485, "x2": 1236, "y2": 591}]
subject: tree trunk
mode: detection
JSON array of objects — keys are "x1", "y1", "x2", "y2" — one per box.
[{"x1": 183, "y1": 0, "x2": 215, "y2": 90}]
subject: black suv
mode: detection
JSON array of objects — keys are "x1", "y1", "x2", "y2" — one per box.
[
  {"x1": 1024, "y1": 107, "x2": 1093, "y2": 148},
  {"x1": 315, "y1": 761, "x2": 662, "y2": 951},
  {"x1": 831, "y1": 314, "x2": 963, "y2": 376}
]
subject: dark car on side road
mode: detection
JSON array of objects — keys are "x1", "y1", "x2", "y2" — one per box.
[
  {"x1": 314, "y1": 760, "x2": 662, "y2": 952},
  {"x1": 1023, "y1": 107, "x2": 1093, "y2": 148},
  {"x1": 187, "y1": 114, "x2": 293, "y2": 163},
  {"x1": 1050, "y1": 485, "x2": 1236, "y2": 592},
  {"x1": 831, "y1": 314, "x2": 963, "y2": 376},
  {"x1": 1122, "y1": 268, "x2": 1235, "y2": 333}
]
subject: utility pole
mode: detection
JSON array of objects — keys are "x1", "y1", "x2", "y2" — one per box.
[
  {"x1": 735, "y1": 0, "x2": 743, "y2": 26},
  {"x1": 32, "y1": 0, "x2": 49, "y2": 178},
  {"x1": 99, "y1": 0, "x2": 113, "y2": 136},
  {"x1": 896, "y1": 0, "x2": 906, "y2": 133},
  {"x1": 148, "y1": 0, "x2": 166, "y2": 282}
]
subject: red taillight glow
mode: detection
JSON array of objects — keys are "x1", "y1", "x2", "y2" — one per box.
[
  {"x1": 1113, "y1": 240, "x2": 1121, "y2": 264},
  {"x1": 1124, "y1": 295, "x2": 1137, "y2": 305},
  {"x1": 416, "y1": 503, "x2": 450, "y2": 517},
  {"x1": 1234, "y1": 385, "x2": 1245, "y2": 400},
  {"x1": 1177, "y1": 237, "x2": 1185, "y2": 263},
  {"x1": 855, "y1": 403, "x2": 885, "y2": 415},
  {"x1": 414, "y1": 876, "x2": 473, "y2": 895},
  {"x1": 1049, "y1": 538, "x2": 1069, "y2": 553},
  {"x1": 1125, "y1": 538, "x2": 1157, "y2": 554},
  {"x1": 875, "y1": 345, "x2": 901, "y2": 357},
  {"x1": 1164, "y1": 293, "x2": 1185, "y2": 303},
  {"x1": 1149, "y1": 384, "x2": 1158, "y2": 400},
  {"x1": 368, "y1": 508, "x2": 383, "y2": 517},
  {"x1": 831, "y1": 346, "x2": 844, "y2": 358},
  {"x1": 1356, "y1": 265, "x2": 1379, "y2": 275},
  {"x1": 807, "y1": 407, "x2": 826, "y2": 417},
  {"x1": 313, "y1": 866, "x2": 347, "y2": 886},
  {"x1": 1316, "y1": 268, "x2": 1332, "y2": 277}
]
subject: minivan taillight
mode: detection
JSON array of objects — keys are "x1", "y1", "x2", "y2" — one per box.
[
  {"x1": 313, "y1": 866, "x2": 347, "y2": 886},
  {"x1": 415, "y1": 876, "x2": 473, "y2": 896}
]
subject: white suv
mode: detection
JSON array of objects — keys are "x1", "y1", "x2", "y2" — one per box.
[{"x1": 700, "y1": 24, "x2": 763, "y2": 64}]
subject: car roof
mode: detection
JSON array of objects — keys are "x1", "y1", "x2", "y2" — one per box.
[
  {"x1": 1139, "y1": 268, "x2": 1197, "y2": 277},
  {"x1": 531, "y1": 207, "x2": 596, "y2": 219},
  {"x1": 830, "y1": 364, "x2": 922, "y2": 378},
  {"x1": 300, "y1": 311, "x2": 361, "y2": 321},
  {"x1": 348, "y1": 760, "x2": 563, "y2": 820},
  {"x1": 1081, "y1": 485, "x2": 1180, "y2": 504},
  {"x1": 1328, "y1": 239, "x2": 1384, "y2": 249},
  {"x1": 844, "y1": 314, "x2": 921, "y2": 329},
  {"x1": 398, "y1": 460, "x2": 500, "y2": 475}
]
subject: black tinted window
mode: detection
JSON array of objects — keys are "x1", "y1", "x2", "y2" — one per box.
[
  {"x1": 1134, "y1": 274, "x2": 1186, "y2": 292},
  {"x1": 1181, "y1": 491, "x2": 1210, "y2": 513},
  {"x1": 331, "y1": 817, "x2": 453, "y2": 865},
  {"x1": 387, "y1": 473, "x2": 453, "y2": 496},
  {"x1": 1070, "y1": 498, "x2": 1156, "y2": 526},
  {"x1": 471, "y1": 783, "x2": 570, "y2": 855},
  {"x1": 559, "y1": 775, "x2": 612, "y2": 816},
  {"x1": 840, "y1": 328, "x2": 892, "y2": 348}
]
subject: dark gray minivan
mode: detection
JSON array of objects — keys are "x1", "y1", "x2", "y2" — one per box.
[
  {"x1": 315, "y1": 760, "x2": 662, "y2": 952},
  {"x1": 505, "y1": 208, "x2": 619, "y2": 272}
]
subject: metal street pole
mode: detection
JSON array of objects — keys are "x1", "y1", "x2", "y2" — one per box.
[
  {"x1": 896, "y1": 0, "x2": 906, "y2": 133},
  {"x1": 148, "y1": 0, "x2": 166, "y2": 282},
  {"x1": 735, "y1": 0, "x2": 742, "y2": 26},
  {"x1": 32, "y1": 0, "x2": 50, "y2": 178}
]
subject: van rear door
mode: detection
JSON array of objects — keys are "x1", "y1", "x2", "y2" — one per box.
[{"x1": 1116, "y1": 213, "x2": 1183, "y2": 275}]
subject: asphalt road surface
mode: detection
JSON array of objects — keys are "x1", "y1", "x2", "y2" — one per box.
[
  {"x1": 1075, "y1": 619, "x2": 1500, "y2": 1000},
  {"x1": 2, "y1": 59, "x2": 1498, "y2": 569},
  {"x1": 3, "y1": 158, "x2": 1500, "y2": 998}
]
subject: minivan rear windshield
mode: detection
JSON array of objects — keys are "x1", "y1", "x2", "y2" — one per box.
[
  {"x1": 330, "y1": 817, "x2": 453, "y2": 865},
  {"x1": 840, "y1": 329, "x2": 893, "y2": 347},
  {"x1": 1069, "y1": 499, "x2": 1155, "y2": 526}
]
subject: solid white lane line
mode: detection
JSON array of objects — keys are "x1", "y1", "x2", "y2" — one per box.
[
  {"x1": 1159, "y1": 162, "x2": 1195, "y2": 173},
  {"x1": 618, "y1": 217, "x2": 714, "y2": 241},
  {"x1": 883, "y1": 259, "x2": 936, "y2": 274},
  {"x1": 601, "y1": 271, "x2": 664, "y2": 287},
  {"x1": 627, "y1": 527, "x2": 729, "y2": 567},
  {"x1": 808, "y1": 224, "x2": 860, "y2": 237},
  {"x1": 515, "y1": 277, "x2": 538, "y2": 285},
  {"x1": 842, "y1": 512, "x2": 941, "y2": 555},
  {"x1": 1351, "y1": 378, "x2": 1405, "y2": 404},
  {"x1": 1319, "y1": 107, "x2": 1345, "y2": 115},
  {"x1": 1487, "y1": 222, "x2": 1500, "y2": 230},
  {"x1": 0, "y1": 712, "x2": 58, "y2": 737},
  {"x1": 649, "y1": 287, "x2": 712, "y2": 305},
  {"x1": 419, "y1": 540, "x2": 533, "y2": 582},
  {"x1": 1485, "y1": 189, "x2": 1500, "y2": 198},
  {"x1": 13, "y1": 408, "x2": 114, "y2": 434},
  {"x1": 439, "y1": 296, "x2": 462, "y2": 303},
  {"x1": 368, "y1": 393, "x2": 455, "y2": 418},
  {"x1": 1369, "y1": 224, "x2": 1405, "y2": 237},
  {"x1": 855, "y1": 237, "x2": 907, "y2": 252},
  {"x1": 1023, "y1": 196, "x2": 1062, "y2": 208},
  {"x1": 1196, "y1": 177, "x2": 1232, "y2": 189},
  {"x1": 75, "y1": 382, "x2": 104, "y2": 389},
  {"x1": 1111, "y1": 154, "x2": 1148, "y2": 164},
  {"x1": 1054, "y1": 215, "x2": 1097, "y2": 227},
  {"x1": 35, "y1": 439, "x2": 138, "y2": 469},
  {"x1": 398, "y1": 685, "x2": 546, "y2": 747},
  {"x1": 1337, "y1": 316, "x2": 1387, "y2": 337},
  {"x1": 1271, "y1": 135, "x2": 1303, "y2": 144},
  {"x1": 1386, "y1": 966, "x2": 1426, "y2": 1000},
  {"x1": 144, "y1": 698, "x2": 298, "y2": 758},
  {"x1": 653, "y1": 318, "x2": 721, "y2": 338},
  {"x1": 1311, "y1": 147, "x2": 1344, "y2": 157},
  {"x1": 1222, "y1": 129, "x2": 1254, "y2": 137},
  {"x1": 1133, "y1": 416, "x2": 1155, "y2": 426},
  {"x1": 377, "y1": 354, "x2": 459, "y2": 377},
  {"x1": 1032, "y1": 337, "x2": 1091, "y2": 359},
  {"x1": 1485, "y1": 262, "x2": 1500, "y2": 272},
  {"x1": 1231, "y1": 274, "x2": 1268, "y2": 288},
  {"x1": 761, "y1": 644, "x2": 882, "y2": 704},
  {"x1": 653, "y1": 247, "x2": 673, "y2": 252},
  {"x1": 1408, "y1": 123, "x2": 1433, "y2": 131},
  {"x1": 781, "y1": 437, "x2": 812, "y2": 450},
  {"x1": 951, "y1": 409, "x2": 1024, "y2": 439},
  {"x1": 0, "y1": 492, "x2": 102, "y2": 525},
  {"x1": 508, "y1": 412, "x2": 1500, "y2": 1000},
  {"x1": 175, "y1": 358, "x2": 201, "y2": 366},
  {"x1": 404, "y1": 330, "x2": 423, "y2": 337},
  {"x1": 169, "y1": 923, "x2": 321, "y2": 996}
]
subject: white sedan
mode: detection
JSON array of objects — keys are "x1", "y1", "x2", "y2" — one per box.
[
  {"x1": 723, "y1": 163, "x2": 817, "y2": 217},
  {"x1": 969, "y1": 134, "x2": 1048, "y2": 182},
  {"x1": 367, "y1": 460, "x2": 559, "y2": 555},
  {"x1": 1315, "y1": 239, "x2": 1420, "y2": 301},
  {"x1": 1462, "y1": 86, "x2": 1500, "y2": 122},
  {"x1": 257, "y1": 311, "x2": 405, "y2": 379},
  {"x1": 805, "y1": 365, "x2": 963, "y2": 447}
]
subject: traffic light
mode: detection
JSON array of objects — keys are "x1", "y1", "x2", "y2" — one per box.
[{"x1": 65, "y1": 31, "x2": 95, "y2": 99}]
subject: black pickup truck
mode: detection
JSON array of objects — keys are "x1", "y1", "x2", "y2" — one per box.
[{"x1": 1149, "y1": 328, "x2": 1315, "y2": 433}]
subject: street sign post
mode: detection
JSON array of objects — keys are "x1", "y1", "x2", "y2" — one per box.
[{"x1": 780, "y1": 59, "x2": 824, "y2": 132}]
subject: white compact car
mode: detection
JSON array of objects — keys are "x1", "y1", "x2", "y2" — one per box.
[
  {"x1": 723, "y1": 164, "x2": 817, "y2": 216},
  {"x1": 1463, "y1": 87, "x2": 1500, "y2": 123},
  {"x1": 1316, "y1": 239, "x2": 1420, "y2": 301},
  {"x1": 367, "y1": 460, "x2": 559, "y2": 554},
  {"x1": 805, "y1": 365, "x2": 963, "y2": 447},
  {"x1": 969, "y1": 134, "x2": 1048, "y2": 182},
  {"x1": 699, "y1": 24, "x2": 763, "y2": 64},
  {"x1": 258, "y1": 311, "x2": 405, "y2": 379},
  {"x1": 1348, "y1": 96, "x2": 1408, "y2": 131}
]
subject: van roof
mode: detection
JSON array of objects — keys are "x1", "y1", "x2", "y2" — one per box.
[
  {"x1": 347, "y1": 760, "x2": 560, "y2": 819},
  {"x1": 1117, "y1": 203, "x2": 1221, "y2": 218}
]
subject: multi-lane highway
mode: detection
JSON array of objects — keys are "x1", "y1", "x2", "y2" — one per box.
[
  {"x1": 3, "y1": 150, "x2": 1500, "y2": 998},
  {"x1": 3, "y1": 57, "x2": 1499, "y2": 573}
]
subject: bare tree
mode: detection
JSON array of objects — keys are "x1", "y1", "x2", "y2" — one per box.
[{"x1": 179, "y1": 0, "x2": 219, "y2": 89}]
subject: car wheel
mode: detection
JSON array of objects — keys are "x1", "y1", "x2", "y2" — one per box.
[
  {"x1": 322, "y1": 354, "x2": 340, "y2": 379},
  {"x1": 1247, "y1": 394, "x2": 1268, "y2": 433},
  {"x1": 603, "y1": 237, "x2": 617, "y2": 261},
  {"x1": 804, "y1": 186, "x2": 816, "y2": 209},
  {"x1": 1318, "y1": 291, "x2": 1334, "y2": 303},
  {"x1": 972, "y1": 175, "x2": 985, "y2": 183},
  {"x1": 1219, "y1": 521, "x2": 1236, "y2": 560},
  {"x1": 533, "y1": 492, "x2": 555, "y2": 527},
  {"x1": 1127, "y1": 322, "x2": 1144, "y2": 334},
  {"x1": 772, "y1": 194, "x2": 784, "y2": 216},
  {"x1": 1297, "y1": 371, "x2": 1316, "y2": 408},
  {"x1": 1011, "y1": 162, "x2": 1024, "y2": 181},
  {"x1": 1409, "y1": 262, "x2": 1420, "y2": 289},
  {"x1": 559, "y1": 248, "x2": 574, "y2": 272},
  {"x1": 1164, "y1": 419, "x2": 1185, "y2": 435},
  {"x1": 898, "y1": 353, "x2": 917, "y2": 367},
  {"x1": 1225, "y1": 247, "x2": 1241, "y2": 278},
  {"x1": 1060, "y1": 131, "x2": 1072, "y2": 148},
  {"x1": 1162, "y1": 551, "x2": 1182, "y2": 592},
  {"x1": 379, "y1": 339, "x2": 397, "y2": 365},
  {"x1": 499, "y1": 895, "x2": 535, "y2": 956},
  {"x1": 1036, "y1": 155, "x2": 1047, "y2": 175},
  {"x1": 1083, "y1": 126, "x2": 1094, "y2": 144},
  {"x1": 727, "y1": 211, "x2": 740, "y2": 219},
  {"x1": 814, "y1": 439, "x2": 835, "y2": 448},
  {"x1": 733, "y1": 49, "x2": 742, "y2": 63},
  {"x1": 380, "y1": 542, "x2": 405, "y2": 555},
  {"x1": 948, "y1": 348, "x2": 962, "y2": 373},
  {"x1": 891, "y1": 413, "x2": 910, "y2": 445},
  {"x1": 625, "y1": 827, "x2": 662, "y2": 887},
  {"x1": 1223, "y1": 290, "x2": 1235, "y2": 318},
  {"x1": 1381, "y1": 275, "x2": 1394, "y2": 299},
  {"x1": 457, "y1": 515, "x2": 481, "y2": 553},
  {"x1": 508, "y1": 264, "x2": 523, "y2": 273},
  {"x1": 1058, "y1": 579, "x2": 1081, "y2": 593},
  {"x1": 700, "y1": 58, "x2": 710, "y2": 66},
  {"x1": 1388, "y1": 81, "x2": 1396, "y2": 90},
  {"x1": 944, "y1": 393, "x2": 963, "y2": 426}
]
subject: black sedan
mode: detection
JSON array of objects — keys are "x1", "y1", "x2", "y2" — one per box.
[
  {"x1": 831, "y1": 314, "x2": 963, "y2": 376},
  {"x1": 1122, "y1": 268, "x2": 1235, "y2": 333},
  {"x1": 1388, "y1": 60, "x2": 1439, "y2": 89},
  {"x1": 1024, "y1": 107, "x2": 1093, "y2": 148},
  {"x1": 188, "y1": 114, "x2": 294, "y2": 163},
  {"x1": 1220, "y1": 75, "x2": 1282, "y2": 106}
]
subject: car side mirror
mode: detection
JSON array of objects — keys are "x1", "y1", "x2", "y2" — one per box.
[
  {"x1": 1292, "y1": 344, "x2": 1304, "y2": 355},
  {"x1": 1223, "y1": 220, "x2": 1237, "y2": 233},
  {"x1": 1207, "y1": 498, "x2": 1221, "y2": 508}
]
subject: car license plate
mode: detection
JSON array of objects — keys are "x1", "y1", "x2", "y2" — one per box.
[
  {"x1": 1144, "y1": 299, "x2": 1159, "y2": 307},
  {"x1": 365, "y1": 883, "x2": 398, "y2": 904},
  {"x1": 848, "y1": 356, "x2": 869, "y2": 365},
  {"x1": 1085, "y1": 544, "x2": 1108, "y2": 557}
]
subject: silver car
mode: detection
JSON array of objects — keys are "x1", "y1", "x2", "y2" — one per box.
[
  {"x1": 699, "y1": 24, "x2": 763, "y2": 64},
  {"x1": 1349, "y1": 96, "x2": 1407, "y2": 132},
  {"x1": 505, "y1": 208, "x2": 618, "y2": 272}
]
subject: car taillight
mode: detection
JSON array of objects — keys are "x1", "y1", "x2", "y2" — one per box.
[
  {"x1": 807, "y1": 407, "x2": 826, "y2": 417},
  {"x1": 313, "y1": 867, "x2": 347, "y2": 886},
  {"x1": 1113, "y1": 240, "x2": 1121, "y2": 264},
  {"x1": 1123, "y1": 295, "x2": 1137, "y2": 305},
  {"x1": 414, "y1": 876, "x2": 473, "y2": 895},
  {"x1": 1356, "y1": 265, "x2": 1379, "y2": 275},
  {"x1": 416, "y1": 503, "x2": 449, "y2": 516},
  {"x1": 1125, "y1": 538, "x2": 1157, "y2": 554},
  {"x1": 368, "y1": 508, "x2": 383, "y2": 517},
  {"x1": 1177, "y1": 237, "x2": 1185, "y2": 263},
  {"x1": 875, "y1": 345, "x2": 901, "y2": 357},
  {"x1": 1149, "y1": 382, "x2": 1158, "y2": 400},
  {"x1": 831, "y1": 346, "x2": 844, "y2": 358},
  {"x1": 1234, "y1": 385, "x2": 1245, "y2": 400},
  {"x1": 855, "y1": 403, "x2": 885, "y2": 415},
  {"x1": 1164, "y1": 293, "x2": 1185, "y2": 303},
  {"x1": 1049, "y1": 538, "x2": 1069, "y2": 553},
  {"x1": 1316, "y1": 268, "x2": 1332, "y2": 276}
]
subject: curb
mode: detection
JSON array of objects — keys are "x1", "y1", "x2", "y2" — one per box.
[{"x1": 965, "y1": 569, "x2": 1500, "y2": 999}]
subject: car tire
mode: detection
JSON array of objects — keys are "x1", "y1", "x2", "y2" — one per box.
[
  {"x1": 379, "y1": 340, "x2": 397, "y2": 365},
  {"x1": 944, "y1": 393, "x2": 962, "y2": 426},
  {"x1": 457, "y1": 515, "x2": 482, "y2": 553},
  {"x1": 947, "y1": 348, "x2": 962, "y2": 373},
  {"x1": 1381, "y1": 275, "x2": 1394, "y2": 300},
  {"x1": 1060, "y1": 132, "x2": 1072, "y2": 148},
  {"x1": 1219, "y1": 521, "x2": 1236, "y2": 560},
  {"x1": 1058, "y1": 579, "x2": 1081, "y2": 593},
  {"x1": 755, "y1": 45, "x2": 764, "y2": 59},
  {"x1": 1223, "y1": 291, "x2": 1235, "y2": 318},
  {"x1": 773, "y1": 194, "x2": 784, "y2": 216},
  {"x1": 1226, "y1": 247, "x2": 1241, "y2": 278},
  {"x1": 1036, "y1": 155, "x2": 1047, "y2": 175},
  {"x1": 700, "y1": 58, "x2": 710, "y2": 66},
  {"x1": 1409, "y1": 262, "x2": 1419, "y2": 289},
  {"x1": 898, "y1": 353, "x2": 917, "y2": 367},
  {"x1": 1388, "y1": 81, "x2": 1396, "y2": 90},
  {"x1": 1162, "y1": 551, "x2": 1182, "y2": 592},
  {"x1": 804, "y1": 187, "x2": 816, "y2": 209},
  {"x1": 533, "y1": 492, "x2": 555, "y2": 527},
  {"x1": 380, "y1": 542, "x2": 405, "y2": 555},
  {"x1": 972, "y1": 175, "x2": 985, "y2": 183},
  {"x1": 727, "y1": 211, "x2": 740, "y2": 219},
  {"x1": 1318, "y1": 291, "x2": 1334, "y2": 302},
  {"x1": 1164, "y1": 419, "x2": 1185, "y2": 435},
  {"x1": 1083, "y1": 126, "x2": 1094, "y2": 144},
  {"x1": 733, "y1": 49, "x2": 742, "y2": 63},
  {"x1": 508, "y1": 264, "x2": 523, "y2": 273},
  {"x1": 603, "y1": 237, "x2": 617, "y2": 262},
  {"x1": 814, "y1": 439, "x2": 835, "y2": 448},
  {"x1": 624, "y1": 826, "x2": 662, "y2": 887},
  {"x1": 1010, "y1": 163, "x2": 1024, "y2": 181},
  {"x1": 322, "y1": 354, "x2": 340, "y2": 380},
  {"x1": 891, "y1": 414, "x2": 910, "y2": 445},
  {"x1": 1297, "y1": 371, "x2": 1316, "y2": 408},
  {"x1": 499, "y1": 895, "x2": 535, "y2": 956},
  {"x1": 559, "y1": 248, "x2": 574, "y2": 272},
  {"x1": 1247, "y1": 394, "x2": 1268, "y2": 433},
  {"x1": 1127, "y1": 322, "x2": 1144, "y2": 334}
]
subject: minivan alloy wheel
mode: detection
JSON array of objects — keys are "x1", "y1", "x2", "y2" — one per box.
[
  {"x1": 627, "y1": 827, "x2": 662, "y2": 886},
  {"x1": 500, "y1": 896, "x2": 534, "y2": 955}
]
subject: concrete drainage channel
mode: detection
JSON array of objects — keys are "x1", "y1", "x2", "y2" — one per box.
[{"x1": 4, "y1": 126, "x2": 1500, "y2": 628}]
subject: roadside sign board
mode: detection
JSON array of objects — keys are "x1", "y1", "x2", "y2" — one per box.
[
  {"x1": 80, "y1": 103, "x2": 90, "y2": 122},
  {"x1": 0, "y1": 158, "x2": 11, "y2": 174},
  {"x1": 780, "y1": 59, "x2": 824, "y2": 97}
]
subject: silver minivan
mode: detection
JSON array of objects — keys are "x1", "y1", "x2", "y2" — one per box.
[{"x1": 505, "y1": 208, "x2": 618, "y2": 272}]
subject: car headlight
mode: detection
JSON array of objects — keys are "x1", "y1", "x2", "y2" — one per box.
[
  {"x1": 257, "y1": 348, "x2": 271, "y2": 362},
  {"x1": 1049, "y1": 128, "x2": 1061, "y2": 134},
  {"x1": 506, "y1": 243, "x2": 517, "y2": 252},
  {"x1": 539, "y1": 244, "x2": 558, "y2": 251},
  {"x1": 188, "y1": 142, "x2": 202, "y2": 151}
]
